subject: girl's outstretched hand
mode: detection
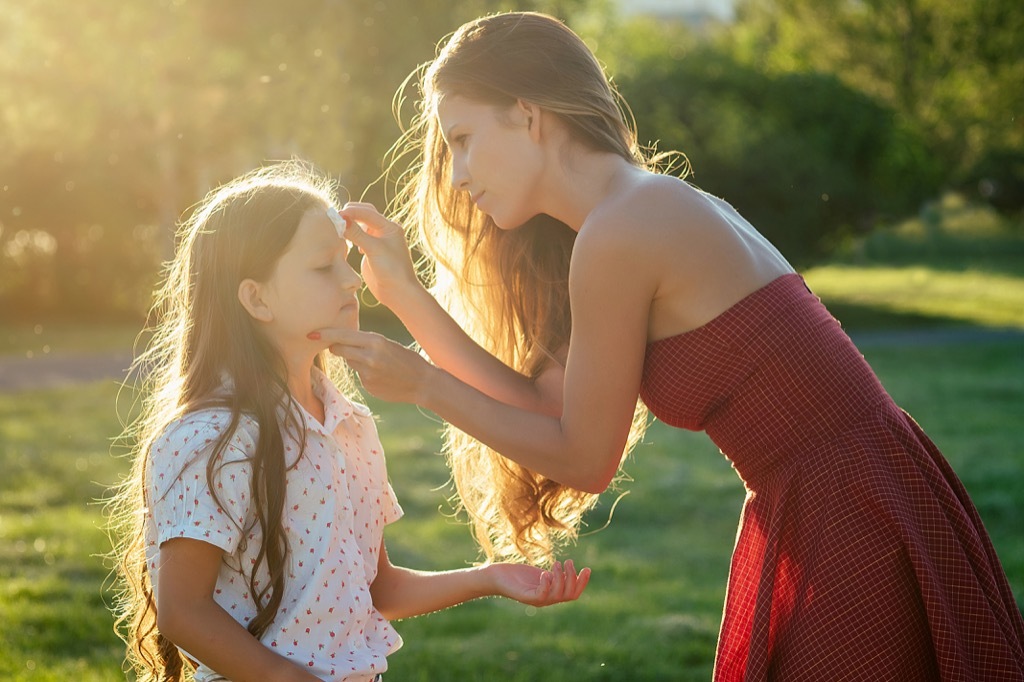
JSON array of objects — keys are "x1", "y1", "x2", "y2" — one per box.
[
  {"x1": 340, "y1": 202, "x2": 421, "y2": 310},
  {"x1": 316, "y1": 328, "x2": 435, "y2": 404},
  {"x1": 488, "y1": 560, "x2": 591, "y2": 607}
]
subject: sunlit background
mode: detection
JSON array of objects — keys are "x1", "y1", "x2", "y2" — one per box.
[
  {"x1": 1, "y1": 3, "x2": 1023, "y2": 680},
  {"x1": 2, "y1": 0, "x2": 1021, "y2": 325}
]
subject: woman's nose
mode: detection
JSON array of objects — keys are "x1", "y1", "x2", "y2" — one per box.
[{"x1": 450, "y1": 157, "x2": 470, "y2": 192}]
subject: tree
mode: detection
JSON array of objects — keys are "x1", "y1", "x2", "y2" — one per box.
[
  {"x1": 728, "y1": 0, "x2": 1024, "y2": 182},
  {"x1": 604, "y1": 19, "x2": 938, "y2": 264},
  {"x1": 0, "y1": 0, "x2": 612, "y2": 319}
]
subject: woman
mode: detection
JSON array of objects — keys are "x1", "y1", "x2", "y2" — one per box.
[{"x1": 321, "y1": 11, "x2": 1024, "y2": 681}]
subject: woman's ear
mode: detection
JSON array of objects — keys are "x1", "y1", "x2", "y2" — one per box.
[
  {"x1": 516, "y1": 99, "x2": 543, "y2": 142},
  {"x1": 238, "y1": 279, "x2": 274, "y2": 322}
]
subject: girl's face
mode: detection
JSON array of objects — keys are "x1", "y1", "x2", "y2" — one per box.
[
  {"x1": 436, "y1": 95, "x2": 545, "y2": 229},
  {"x1": 251, "y1": 207, "x2": 361, "y2": 352}
]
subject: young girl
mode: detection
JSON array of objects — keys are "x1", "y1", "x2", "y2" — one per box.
[
  {"x1": 107, "y1": 161, "x2": 589, "y2": 682},
  {"x1": 316, "y1": 12, "x2": 1024, "y2": 681}
]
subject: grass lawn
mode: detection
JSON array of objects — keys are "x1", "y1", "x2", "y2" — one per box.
[
  {"x1": 803, "y1": 265, "x2": 1024, "y2": 330},
  {"x1": 1, "y1": 198, "x2": 1021, "y2": 679},
  {"x1": 803, "y1": 193, "x2": 1024, "y2": 331},
  {"x1": 1, "y1": 336, "x2": 1022, "y2": 681}
]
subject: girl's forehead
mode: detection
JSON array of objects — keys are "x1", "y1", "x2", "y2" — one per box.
[{"x1": 292, "y1": 208, "x2": 351, "y2": 250}]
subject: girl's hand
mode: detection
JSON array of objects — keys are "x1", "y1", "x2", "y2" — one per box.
[
  {"x1": 488, "y1": 560, "x2": 591, "y2": 607},
  {"x1": 316, "y1": 328, "x2": 436, "y2": 404},
  {"x1": 340, "y1": 202, "x2": 422, "y2": 311}
]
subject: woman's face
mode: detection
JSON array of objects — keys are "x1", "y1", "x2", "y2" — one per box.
[{"x1": 436, "y1": 95, "x2": 545, "y2": 229}]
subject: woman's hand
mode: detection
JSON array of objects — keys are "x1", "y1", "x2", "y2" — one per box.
[
  {"x1": 340, "y1": 202, "x2": 422, "y2": 311},
  {"x1": 317, "y1": 328, "x2": 436, "y2": 404},
  {"x1": 487, "y1": 560, "x2": 591, "y2": 607}
]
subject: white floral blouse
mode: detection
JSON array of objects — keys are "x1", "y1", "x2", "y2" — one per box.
[{"x1": 144, "y1": 368, "x2": 403, "y2": 681}]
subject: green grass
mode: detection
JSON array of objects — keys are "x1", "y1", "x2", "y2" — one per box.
[
  {"x1": 804, "y1": 265, "x2": 1024, "y2": 330},
  {"x1": 2, "y1": 195, "x2": 1021, "y2": 679},
  {"x1": 0, "y1": 381, "x2": 133, "y2": 680},
  {"x1": 1, "y1": 338, "x2": 1022, "y2": 681},
  {"x1": 804, "y1": 193, "x2": 1024, "y2": 331}
]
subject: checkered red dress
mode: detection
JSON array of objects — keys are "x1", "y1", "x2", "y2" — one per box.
[{"x1": 640, "y1": 273, "x2": 1024, "y2": 681}]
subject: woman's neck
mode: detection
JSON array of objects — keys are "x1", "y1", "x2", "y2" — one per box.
[{"x1": 542, "y1": 151, "x2": 642, "y2": 231}]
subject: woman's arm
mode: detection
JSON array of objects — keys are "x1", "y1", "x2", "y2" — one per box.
[
  {"x1": 340, "y1": 203, "x2": 563, "y2": 417},
  {"x1": 370, "y1": 540, "x2": 590, "y2": 621},
  {"x1": 328, "y1": 214, "x2": 656, "y2": 493},
  {"x1": 156, "y1": 538, "x2": 320, "y2": 682}
]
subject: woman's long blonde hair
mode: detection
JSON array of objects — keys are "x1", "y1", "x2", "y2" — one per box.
[
  {"x1": 387, "y1": 12, "x2": 675, "y2": 566},
  {"x1": 106, "y1": 161, "x2": 353, "y2": 680}
]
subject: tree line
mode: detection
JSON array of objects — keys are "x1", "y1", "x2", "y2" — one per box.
[{"x1": 1, "y1": 0, "x2": 1020, "y2": 321}]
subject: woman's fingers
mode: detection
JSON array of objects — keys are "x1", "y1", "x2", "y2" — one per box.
[
  {"x1": 340, "y1": 203, "x2": 401, "y2": 240},
  {"x1": 315, "y1": 328, "x2": 431, "y2": 404},
  {"x1": 338, "y1": 203, "x2": 419, "y2": 307},
  {"x1": 313, "y1": 328, "x2": 385, "y2": 368},
  {"x1": 311, "y1": 327, "x2": 372, "y2": 350}
]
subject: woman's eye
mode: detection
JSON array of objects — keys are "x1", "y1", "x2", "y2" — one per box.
[{"x1": 315, "y1": 264, "x2": 332, "y2": 273}]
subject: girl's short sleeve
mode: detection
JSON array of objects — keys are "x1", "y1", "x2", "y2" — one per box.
[
  {"x1": 380, "y1": 479, "x2": 403, "y2": 526},
  {"x1": 353, "y1": 407, "x2": 404, "y2": 526},
  {"x1": 147, "y1": 413, "x2": 257, "y2": 554}
]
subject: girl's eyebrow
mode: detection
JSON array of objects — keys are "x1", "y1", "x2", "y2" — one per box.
[{"x1": 314, "y1": 237, "x2": 352, "y2": 256}]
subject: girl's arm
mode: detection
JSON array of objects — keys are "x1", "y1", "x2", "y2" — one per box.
[
  {"x1": 327, "y1": 213, "x2": 655, "y2": 493},
  {"x1": 369, "y1": 540, "x2": 590, "y2": 621},
  {"x1": 156, "y1": 537, "x2": 321, "y2": 682},
  {"x1": 340, "y1": 203, "x2": 564, "y2": 417}
]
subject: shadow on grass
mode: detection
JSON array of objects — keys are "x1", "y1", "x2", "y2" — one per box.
[{"x1": 818, "y1": 298, "x2": 979, "y2": 332}]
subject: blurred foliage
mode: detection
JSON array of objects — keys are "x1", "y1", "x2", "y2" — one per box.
[
  {"x1": 838, "y1": 192, "x2": 1024, "y2": 271},
  {"x1": 0, "y1": 0, "x2": 1020, "y2": 320},
  {"x1": 606, "y1": 21, "x2": 941, "y2": 263},
  {"x1": 0, "y1": 0, "x2": 607, "y2": 321},
  {"x1": 729, "y1": 0, "x2": 1024, "y2": 196}
]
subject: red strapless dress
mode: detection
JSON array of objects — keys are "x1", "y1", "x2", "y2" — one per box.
[{"x1": 640, "y1": 273, "x2": 1024, "y2": 681}]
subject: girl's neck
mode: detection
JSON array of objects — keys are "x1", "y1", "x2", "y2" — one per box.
[{"x1": 282, "y1": 354, "x2": 325, "y2": 425}]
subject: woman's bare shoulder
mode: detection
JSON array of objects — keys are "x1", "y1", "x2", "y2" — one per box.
[{"x1": 578, "y1": 172, "x2": 720, "y2": 264}]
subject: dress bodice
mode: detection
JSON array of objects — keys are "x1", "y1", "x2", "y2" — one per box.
[{"x1": 641, "y1": 273, "x2": 888, "y2": 484}]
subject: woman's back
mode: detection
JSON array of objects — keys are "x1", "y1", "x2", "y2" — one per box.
[{"x1": 580, "y1": 168, "x2": 793, "y2": 343}]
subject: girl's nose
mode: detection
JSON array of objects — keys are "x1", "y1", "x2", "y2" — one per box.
[{"x1": 339, "y1": 259, "x2": 362, "y2": 291}]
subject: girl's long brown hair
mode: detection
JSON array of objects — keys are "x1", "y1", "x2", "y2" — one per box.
[
  {"x1": 386, "y1": 12, "x2": 680, "y2": 566},
  {"x1": 106, "y1": 161, "x2": 353, "y2": 680}
]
